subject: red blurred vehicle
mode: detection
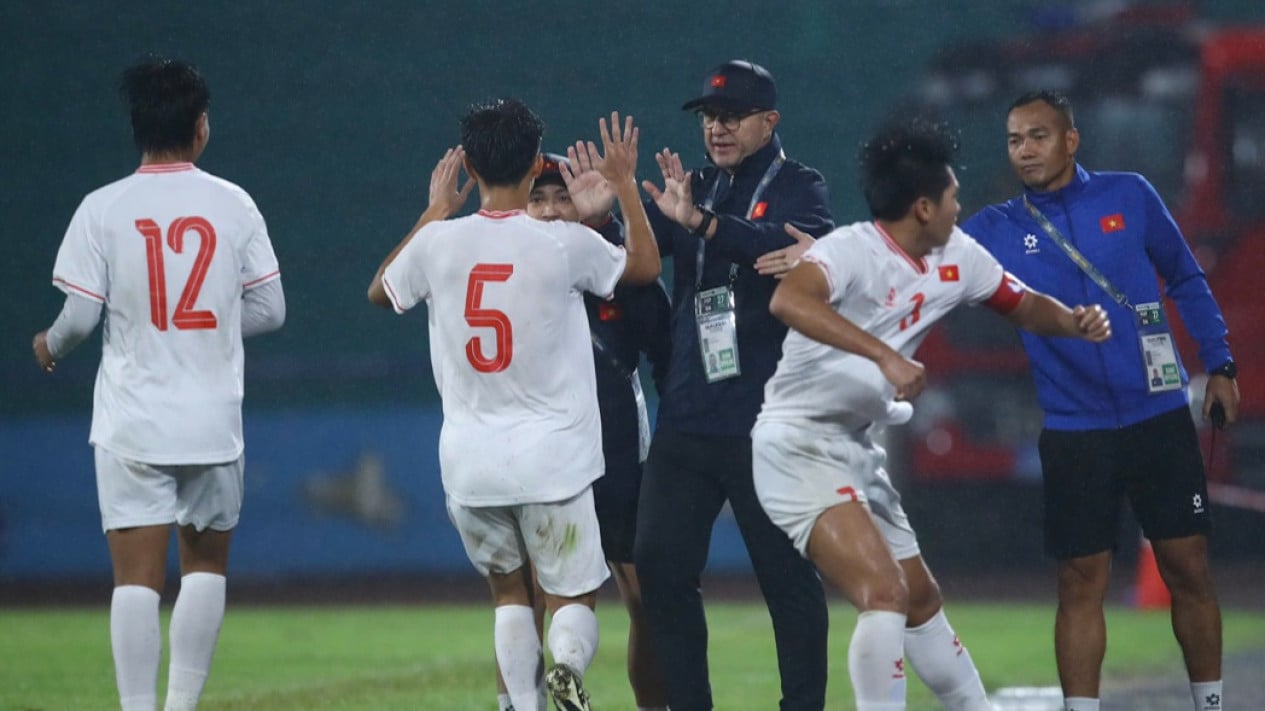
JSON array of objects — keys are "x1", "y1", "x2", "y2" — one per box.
[{"x1": 899, "y1": 4, "x2": 1265, "y2": 484}]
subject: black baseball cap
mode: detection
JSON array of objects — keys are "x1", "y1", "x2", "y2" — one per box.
[
  {"x1": 681, "y1": 60, "x2": 777, "y2": 113},
  {"x1": 534, "y1": 152, "x2": 569, "y2": 188}
]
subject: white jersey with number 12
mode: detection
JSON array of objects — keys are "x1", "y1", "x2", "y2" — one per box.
[{"x1": 51, "y1": 163, "x2": 281, "y2": 465}]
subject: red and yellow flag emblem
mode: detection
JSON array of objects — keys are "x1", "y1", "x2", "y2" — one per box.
[
  {"x1": 938, "y1": 265, "x2": 960, "y2": 282},
  {"x1": 751, "y1": 201, "x2": 768, "y2": 219},
  {"x1": 1100, "y1": 214, "x2": 1126, "y2": 233}
]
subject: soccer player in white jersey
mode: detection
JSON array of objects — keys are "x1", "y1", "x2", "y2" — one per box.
[
  {"x1": 30, "y1": 57, "x2": 284, "y2": 711},
  {"x1": 751, "y1": 117, "x2": 1112, "y2": 711},
  {"x1": 367, "y1": 100, "x2": 659, "y2": 711}
]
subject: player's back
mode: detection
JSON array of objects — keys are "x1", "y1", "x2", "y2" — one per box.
[
  {"x1": 394, "y1": 209, "x2": 624, "y2": 505},
  {"x1": 53, "y1": 164, "x2": 279, "y2": 465}
]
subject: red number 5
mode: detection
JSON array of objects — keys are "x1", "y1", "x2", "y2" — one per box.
[
  {"x1": 464, "y1": 263, "x2": 514, "y2": 372},
  {"x1": 135, "y1": 216, "x2": 218, "y2": 331}
]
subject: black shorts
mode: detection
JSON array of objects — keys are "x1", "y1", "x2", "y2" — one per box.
[
  {"x1": 592, "y1": 454, "x2": 643, "y2": 563},
  {"x1": 1039, "y1": 405, "x2": 1211, "y2": 560}
]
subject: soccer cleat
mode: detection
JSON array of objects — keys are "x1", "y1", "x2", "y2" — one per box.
[{"x1": 545, "y1": 663, "x2": 591, "y2": 711}]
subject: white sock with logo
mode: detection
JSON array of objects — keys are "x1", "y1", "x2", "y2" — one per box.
[
  {"x1": 111, "y1": 585, "x2": 162, "y2": 711},
  {"x1": 1064, "y1": 697, "x2": 1099, "y2": 711},
  {"x1": 849, "y1": 609, "x2": 908, "y2": 711},
  {"x1": 495, "y1": 605, "x2": 541, "y2": 711},
  {"x1": 905, "y1": 609, "x2": 991, "y2": 710},
  {"x1": 547, "y1": 603, "x2": 599, "y2": 675},
  {"x1": 1191, "y1": 680, "x2": 1222, "y2": 711},
  {"x1": 164, "y1": 573, "x2": 226, "y2": 711}
]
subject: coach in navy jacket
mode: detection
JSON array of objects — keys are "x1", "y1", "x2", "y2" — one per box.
[
  {"x1": 962, "y1": 89, "x2": 1237, "y2": 711},
  {"x1": 633, "y1": 60, "x2": 834, "y2": 711}
]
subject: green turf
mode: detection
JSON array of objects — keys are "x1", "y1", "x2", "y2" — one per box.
[{"x1": 3, "y1": 602, "x2": 1263, "y2": 710}]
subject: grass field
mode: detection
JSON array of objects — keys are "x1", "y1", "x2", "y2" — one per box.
[{"x1": 4, "y1": 601, "x2": 1264, "y2": 710}]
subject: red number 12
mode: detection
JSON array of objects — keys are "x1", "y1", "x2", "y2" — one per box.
[{"x1": 135, "y1": 217, "x2": 218, "y2": 331}]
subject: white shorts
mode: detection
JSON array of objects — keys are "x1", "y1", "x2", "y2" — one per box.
[
  {"x1": 751, "y1": 418, "x2": 919, "y2": 560},
  {"x1": 95, "y1": 447, "x2": 244, "y2": 533},
  {"x1": 446, "y1": 487, "x2": 610, "y2": 598}
]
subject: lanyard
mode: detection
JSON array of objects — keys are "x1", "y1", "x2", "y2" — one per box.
[
  {"x1": 694, "y1": 151, "x2": 786, "y2": 291},
  {"x1": 1022, "y1": 194, "x2": 1133, "y2": 310}
]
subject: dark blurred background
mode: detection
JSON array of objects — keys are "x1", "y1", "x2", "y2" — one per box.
[{"x1": 2, "y1": 1, "x2": 1262, "y2": 590}]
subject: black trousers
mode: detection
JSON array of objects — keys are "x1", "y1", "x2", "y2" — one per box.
[{"x1": 633, "y1": 431, "x2": 828, "y2": 711}]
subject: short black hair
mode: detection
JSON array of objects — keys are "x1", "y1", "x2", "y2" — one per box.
[
  {"x1": 1009, "y1": 89, "x2": 1075, "y2": 129},
  {"x1": 119, "y1": 56, "x2": 210, "y2": 154},
  {"x1": 860, "y1": 116, "x2": 959, "y2": 221},
  {"x1": 460, "y1": 99, "x2": 545, "y2": 187}
]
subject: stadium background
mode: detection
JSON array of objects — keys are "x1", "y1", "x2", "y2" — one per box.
[{"x1": 2, "y1": 1, "x2": 1262, "y2": 588}]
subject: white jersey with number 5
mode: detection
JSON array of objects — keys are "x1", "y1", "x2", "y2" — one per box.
[
  {"x1": 382, "y1": 209, "x2": 626, "y2": 506},
  {"x1": 51, "y1": 163, "x2": 280, "y2": 465},
  {"x1": 760, "y1": 221, "x2": 1025, "y2": 428}
]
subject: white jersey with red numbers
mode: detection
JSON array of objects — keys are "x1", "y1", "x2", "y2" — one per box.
[
  {"x1": 382, "y1": 209, "x2": 626, "y2": 506},
  {"x1": 51, "y1": 163, "x2": 281, "y2": 465},
  {"x1": 760, "y1": 221, "x2": 1025, "y2": 428}
]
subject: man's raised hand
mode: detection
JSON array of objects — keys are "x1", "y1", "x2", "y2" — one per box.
[
  {"x1": 641, "y1": 148, "x2": 697, "y2": 227},
  {"x1": 427, "y1": 146, "x2": 475, "y2": 220},
  {"x1": 560, "y1": 140, "x2": 617, "y2": 222}
]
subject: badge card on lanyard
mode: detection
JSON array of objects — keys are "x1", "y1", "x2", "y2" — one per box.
[{"x1": 692, "y1": 152, "x2": 785, "y2": 383}]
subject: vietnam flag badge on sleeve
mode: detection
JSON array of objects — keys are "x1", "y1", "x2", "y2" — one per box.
[
  {"x1": 1100, "y1": 214, "x2": 1126, "y2": 233},
  {"x1": 938, "y1": 265, "x2": 960, "y2": 282}
]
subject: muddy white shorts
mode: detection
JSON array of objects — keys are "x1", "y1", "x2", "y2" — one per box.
[
  {"x1": 95, "y1": 446, "x2": 244, "y2": 533},
  {"x1": 446, "y1": 486, "x2": 610, "y2": 597},
  {"x1": 751, "y1": 418, "x2": 919, "y2": 560}
]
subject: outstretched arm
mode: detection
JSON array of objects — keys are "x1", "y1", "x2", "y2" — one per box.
[
  {"x1": 1005, "y1": 290, "x2": 1112, "y2": 341},
  {"x1": 367, "y1": 146, "x2": 475, "y2": 307}
]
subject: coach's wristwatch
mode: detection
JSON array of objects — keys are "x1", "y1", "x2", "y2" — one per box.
[
  {"x1": 1209, "y1": 360, "x2": 1237, "y2": 379},
  {"x1": 691, "y1": 206, "x2": 716, "y2": 237}
]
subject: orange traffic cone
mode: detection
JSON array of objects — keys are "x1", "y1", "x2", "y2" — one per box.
[{"x1": 1134, "y1": 536, "x2": 1171, "y2": 610}]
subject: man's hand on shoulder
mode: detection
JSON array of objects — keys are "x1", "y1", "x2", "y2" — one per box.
[{"x1": 755, "y1": 223, "x2": 816, "y2": 279}]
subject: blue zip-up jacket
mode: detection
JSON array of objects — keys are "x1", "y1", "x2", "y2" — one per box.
[
  {"x1": 585, "y1": 217, "x2": 672, "y2": 465},
  {"x1": 645, "y1": 135, "x2": 834, "y2": 437},
  {"x1": 962, "y1": 165, "x2": 1231, "y2": 431}
]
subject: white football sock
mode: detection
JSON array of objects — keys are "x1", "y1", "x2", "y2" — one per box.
[
  {"x1": 547, "y1": 603, "x2": 599, "y2": 674},
  {"x1": 495, "y1": 605, "x2": 542, "y2": 711},
  {"x1": 1191, "y1": 680, "x2": 1223, "y2": 711},
  {"x1": 849, "y1": 609, "x2": 908, "y2": 711},
  {"x1": 164, "y1": 573, "x2": 226, "y2": 711},
  {"x1": 497, "y1": 691, "x2": 513, "y2": 711},
  {"x1": 112, "y1": 585, "x2": 162, "y2": 711},
  {"x1": 1065, "y1": 697, "x2": 1099, "y2": 711},
  {"x1": 905, "y1": 609, "x2": 991, "y2": 710}
]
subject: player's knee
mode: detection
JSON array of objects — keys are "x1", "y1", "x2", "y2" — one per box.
[{"x1": 857, "y1": 575, "x2": 909, "y2": 614}]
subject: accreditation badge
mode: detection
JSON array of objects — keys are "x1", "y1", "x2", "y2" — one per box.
[
  {"x1": 695, "y1": 285, "x2": 741, "y2": 382},
  {"x1": 1135, "y1": 302, "x2": 1181, "y2": 394}
]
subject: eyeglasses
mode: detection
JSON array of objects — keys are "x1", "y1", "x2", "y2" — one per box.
[{"x1": 697, "y1": 109, "x2": 763, "y2": 131}]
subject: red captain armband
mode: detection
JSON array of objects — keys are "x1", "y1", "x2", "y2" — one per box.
[{"x1": 983, "y1": 272, "x2": 1025, "y2": 314}]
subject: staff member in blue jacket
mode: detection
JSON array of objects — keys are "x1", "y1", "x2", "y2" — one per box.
[
  {"x1": 635, "y1": 60, "x2": 833, "y2": 711},
  {"x1": 962, "y1": 90, "x2": 1239, "y2": 711}
]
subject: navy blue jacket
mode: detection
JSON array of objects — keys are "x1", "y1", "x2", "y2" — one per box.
[
  {"x1": 645, "y1": 135, "x2": 834, "y2": 437},
  {"x1": 962, "y1": 165, "x2": 1231, "y2": 430},
  {"x1": 586, "y1": 218, "x2": 672, "y2": 465}
]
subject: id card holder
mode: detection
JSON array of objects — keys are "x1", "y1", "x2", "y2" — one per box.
[
  {"x1": 630, "y1": 368, "x2": 651, "y2": 463},
  {"x1": 695, "y1": 285, "x2": 741, "y2": 382},
  {"x1": 1135, "y1": 302, "x2": 1181, "y2": 393}
]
